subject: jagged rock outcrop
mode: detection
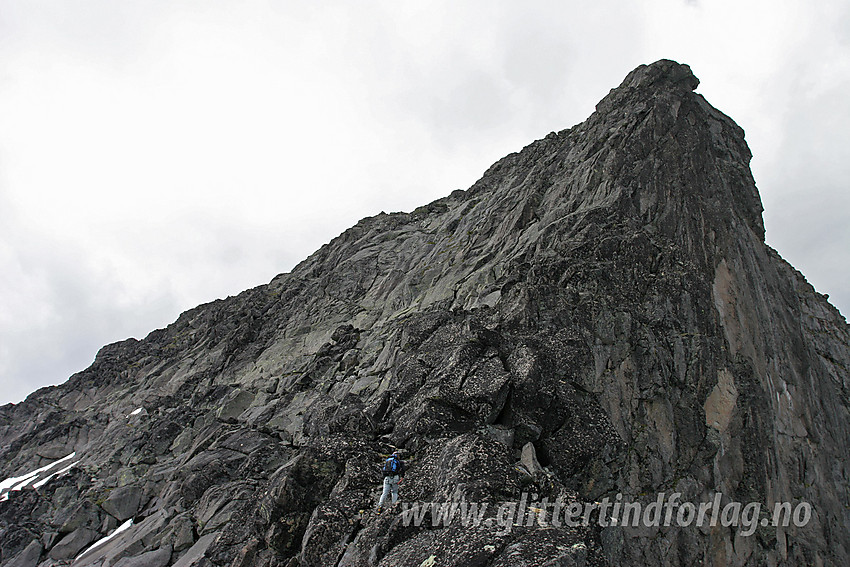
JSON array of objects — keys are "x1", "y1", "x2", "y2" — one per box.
[{"x1": 1, "y1": 60, "x2": 849, "y2": 567}]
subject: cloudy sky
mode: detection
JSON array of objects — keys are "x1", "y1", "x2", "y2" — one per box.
[{"x1": 1, "y1": 0, "x2": 848, "y2": 405}]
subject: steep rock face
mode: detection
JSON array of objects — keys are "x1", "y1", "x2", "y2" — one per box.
[{"x1": 1, "y1": 60, "x2": 848, "y2": 567}]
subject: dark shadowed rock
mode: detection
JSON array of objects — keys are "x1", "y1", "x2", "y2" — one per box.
[{"x1": 52, "y1": 498, "x2": 101, "y2": 534}]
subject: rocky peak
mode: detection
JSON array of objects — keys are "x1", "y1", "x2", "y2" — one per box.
[
  {"x1": 618, "y1": 59, "x2": 700, "y2": 93},
  {"x1": 1, "y1": 60, "x2": 848, "y2": 567}
]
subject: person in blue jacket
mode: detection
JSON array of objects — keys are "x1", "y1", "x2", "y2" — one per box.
[{"x1": 377, "y1": 450, "x2": 405, "y2": 513}]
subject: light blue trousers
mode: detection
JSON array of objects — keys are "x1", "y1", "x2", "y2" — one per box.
[{"x1": 378, "y1": 475, "x2": 400, "y2": 508}]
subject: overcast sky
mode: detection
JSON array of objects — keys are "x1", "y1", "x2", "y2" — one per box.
[{"x1": 1, "y1": 0, "x2": 848, "y2": 405}]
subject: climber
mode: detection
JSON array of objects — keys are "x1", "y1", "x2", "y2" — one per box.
[{"x1": 376, "y1": 450, "x2": 405, "y2": 513}]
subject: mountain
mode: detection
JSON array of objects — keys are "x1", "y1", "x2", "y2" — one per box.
[{"x1": 1, "y1": 60, "x2": 848, "y2": 567}]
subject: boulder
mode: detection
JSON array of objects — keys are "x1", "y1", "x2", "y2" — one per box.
[
  {"x1": 73, "y1": 509, "x2": 171, "y2": 567},
  {"x1": 216, "y1": 390, "x2": 256, "y2": 423},
  {"x1": 47, "y1": 527, "x2": 97, "y2": 560},
  {"x1": 5, "y1": 540, "x2": 43, "y2": 567},
  {"x1": 53, "y1": 500, "x2": 100, "y2": 533},
  {"x1": 112, "y1": 545, "x2": 172, "y2": 567},
  {"x1": 101, "y1": 485, "x2": 143, "y2": 521},
  {"x1": 171, "y1": 532, "x2": 219, "y2": 567},
  {"x1": 520, "y1": 442, "x2": 543, "y2": 477}
]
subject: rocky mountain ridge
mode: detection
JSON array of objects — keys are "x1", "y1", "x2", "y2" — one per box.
[{"x1": 1, "y1": 59, "x2": 848, "y2": 567}]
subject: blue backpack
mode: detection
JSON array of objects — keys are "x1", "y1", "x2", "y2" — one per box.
[{"x1": 383, "y1": 456, "x2": 400, "y2": 476}]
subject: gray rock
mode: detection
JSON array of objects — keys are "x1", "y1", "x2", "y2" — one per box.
[
  {"x1": 520, "y1": 442, "x2": 543, "y2": 477},
  {"x1": 5, "y1": 540, "x2": 43, "y2": 567},
  {"x1": 170, "y1": 514, "x2": 197, "y2": 552},
  {"x1": 171, "y1": 532, "x2": 219, "y2": 567},
  {"x1": 73, "y1": 509, "x2": 171, "y2": 567},
  {"x1": 47, "y1": 527, "x2": 97, "y2": 560},
  {"x1": 339, "y1": 349, "x2": 360, "y2": 371},
  {"x1": 100, "y1": 485, "x2": 143, "y2": 521},
  {"x1": 53, "y1": 500, "x2": 99, "y2": 533},
  {"x1": 169, "y1": 427, "x2": 195, "y2": 455},
  {"x1": 112, "y1": 545, "x2": 171, "y2": 567},
  {"x1": 215, "y1": 389, "x2": 255, "y2": 422},
  {"x1": 264, "y1": 377, "x2": 279, "y2": 394},
  {"x1": 40, "y1": 532, "x2": 58, "y2": 550},
  {"x1": 50, "y1": 486, "x2": 77, "y2": 510},
  {"x1": 229, "y1": 538, "x2": 260, "y2": 567},
  {"x1": 35, "y1": 445, "x2": 74, "y2": 460},
  {"x1": 483, "y1": 425, "x2": 514, "y2": 447}
]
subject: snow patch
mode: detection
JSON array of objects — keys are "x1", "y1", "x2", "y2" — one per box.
[
  {"x1": 32, "y1": 460, "x2": 78, "y2": 489},
  {"x1": 127, "y1": 407, "x2": 144, "y2": 417},
  {"x1": 76, "y1": 518, "x2": 134, "y2": 560},
  {"x1": 0, "y1": 452, "x2": 77, "y2": 501}
]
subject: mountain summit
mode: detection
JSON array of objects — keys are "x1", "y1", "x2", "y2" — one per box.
[{"x1": 2, "y1": 60, "x2": 848, "y2": 567}]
